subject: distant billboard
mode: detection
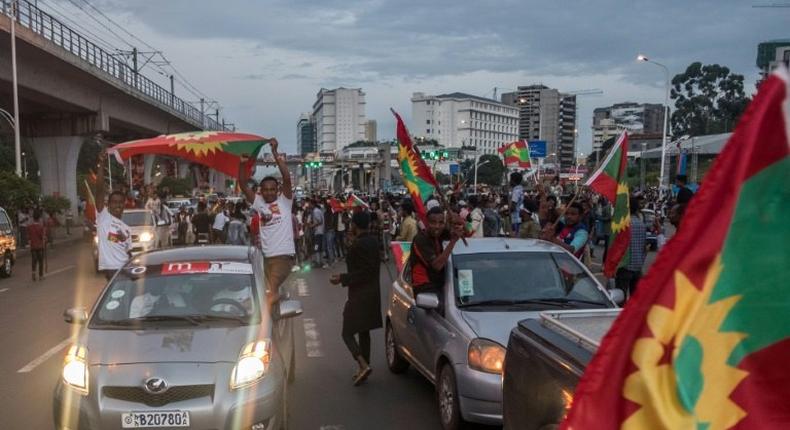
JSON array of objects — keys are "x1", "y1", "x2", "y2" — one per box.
[{"x1": 528, "y1": 140, "x2": 547, "y2": 158}]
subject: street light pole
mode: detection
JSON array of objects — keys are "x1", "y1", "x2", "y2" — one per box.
[
  {"x1": 10, "y1": 0, "x2": 23, "y2": 177},
  {"x1": 637, "y1": 54, "x2": 670, "y2": 198}
]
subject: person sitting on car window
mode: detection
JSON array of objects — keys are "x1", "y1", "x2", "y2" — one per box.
[{"x1": 410, "y1": 207, "x2": 465, "y2": 307}]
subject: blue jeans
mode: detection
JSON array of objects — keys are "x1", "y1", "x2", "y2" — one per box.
[
  {"x1": 312, "y1": 234, "x2": 324, "y2": 265},
  {"x1": 324, "y1": 230, "x2": 336, "y2": 264}
]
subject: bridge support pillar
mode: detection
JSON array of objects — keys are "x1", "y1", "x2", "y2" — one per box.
[
  {"x1": 143, "y1": 155, "x2": 156, "y2": 185},
  {"x1": 28, "y1": 136, "x2": 84, "y2": 213},
  {"x1": 177, "y1": 161, "x2": 191, "y2": 179}
]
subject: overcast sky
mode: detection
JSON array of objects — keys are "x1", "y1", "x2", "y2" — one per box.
[{"x1": 57, "y1": 0, "x2": 788, "y2": 154}]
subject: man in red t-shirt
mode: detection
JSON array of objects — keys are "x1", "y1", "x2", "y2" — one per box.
[
  {"x1": 27, "y1": 209, "x2": 47, "y2": 281},
  {"x1": 410, "y1": 208, "x2": 465, "y2": 303}
]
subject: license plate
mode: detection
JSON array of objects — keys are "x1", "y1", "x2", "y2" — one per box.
[{"x1": 121, "y1": 411, "x2": 190, "y2": 428}]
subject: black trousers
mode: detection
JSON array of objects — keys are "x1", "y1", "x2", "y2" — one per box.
[
  {"x1": 616, "y1": 268, "x2": 642, "y2": 298},
  {"x1": 342, "y1": 326, "x2": 371, "y2": 363},
  {"x1": 31, "y1": 249, "x2": 44, "y2": 277}
]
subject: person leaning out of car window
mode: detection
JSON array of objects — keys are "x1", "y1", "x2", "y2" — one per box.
[{"x1": 409, "y1": 207, "x2": 465, "y2": 310}]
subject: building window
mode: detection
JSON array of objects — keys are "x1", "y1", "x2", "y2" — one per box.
[
  {"x1": 427, "y1": 129, "x2": 431, "y2": 133},
  {"x1": 427, "y1": 119, "x2": 431, "y2": 124}
]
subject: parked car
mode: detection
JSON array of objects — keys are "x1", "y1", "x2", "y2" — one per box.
[
  {"x1": 502, "y1": 309, "x2": 621, "y2": 430},
  {"x1": 54, "y1": 245, "x2": 302, "y2": 430},
  {"x1": 385, "y1": 238, "x2": 623, "y2": 429},
  {"x1": 0, "y1": 207, "x2": 17, "y2": 278}
]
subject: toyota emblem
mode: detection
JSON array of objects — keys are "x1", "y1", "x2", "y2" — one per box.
[{"x1": 143, "y1": 377, "x2": 168, "y2": 394}]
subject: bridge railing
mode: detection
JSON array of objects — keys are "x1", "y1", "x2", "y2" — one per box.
[{"x1": 1, "y1": 0, "x2": 226, "y2": 131}]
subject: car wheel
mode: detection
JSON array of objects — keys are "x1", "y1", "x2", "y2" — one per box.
[
  {"x1": 385, "y1": 323, "x2": 409, "y2": 374},
  {"x1": 0, "y1": 253, "x2": 12, "y2": 278},
  {"x1": 437, "y1": 364, "x2": 467, "y2": 430}
]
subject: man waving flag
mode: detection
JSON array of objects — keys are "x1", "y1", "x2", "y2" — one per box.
[
  {"x1": 562, "y1": 69, "x2": 790, "y2": 429},
  {"x1": 585, "y1": 131, "x2": 630, "y2": 277}
]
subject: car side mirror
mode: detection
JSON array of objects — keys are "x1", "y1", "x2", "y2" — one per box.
[
  {"x1": 416, "y1": 293, "x2": 440, "y2": 310},
  {"x1": 608, "y1": 288, "x2": 625, "y2": 306},
  {"x1": 64, "y1": 307, "x2": 88, "y2": 325},
  {"x1": 277, "y1": 299, "x2": 303, "y2": 320}
]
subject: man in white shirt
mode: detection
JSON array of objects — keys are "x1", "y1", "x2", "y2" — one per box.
[
  {"x1": 239, "y1": 139, "x2": 294, "y2": 302},
  {"x1": 212, "y1": 207, "x2": 230, "y2": 243},
  {"x1": 95, "y1": 149, "x2": 132, "y2": 280}
]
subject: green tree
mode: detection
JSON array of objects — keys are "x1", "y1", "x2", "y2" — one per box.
[
  {"x1": 671, "y1": 62, "x2": 750, "y2": 137},
  {"x1": 0, "y1": 171, "x2": 39, "y2": 220},
  {"x1": 41, "y1": 195, "x2": 71, "y2": 215},
  {"x1": 475, "y1": 154, "x2": 506, "y2": 186}
]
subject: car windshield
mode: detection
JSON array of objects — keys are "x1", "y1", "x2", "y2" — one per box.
[
  {"x1": 122, "y1": 211, "x2": 154, "y2": 227},
  {"x1": 452, "y1": 252, "x2": 609, "y2": 308},
  {"x1": 91, "y1": 262, "x2": 260, "y2": 328}
]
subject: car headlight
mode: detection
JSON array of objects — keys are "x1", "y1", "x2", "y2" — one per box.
[
  {"x1": 63, "y1": 345, "x2": 89, "y2": 394},
  {"x1": 468, "y1": 338, "x2": 505, "y2": 374},
  {"x1": 139, "y1": 232, "x2": 153, "y2": 242},
  {"x1": 230, "y1": 340, "x2": 271, "y2": 389}
]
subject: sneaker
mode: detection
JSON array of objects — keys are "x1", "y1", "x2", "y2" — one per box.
[
  {"x1": 291, "y1": 265, "x2": 300, "y2": 273},
  {"x1": 353, "y1": 366, "x2": 372, "y2": 386}
]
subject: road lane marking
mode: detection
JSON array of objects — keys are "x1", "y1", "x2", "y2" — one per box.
[
  {"x1": 44, "y1": 265, "x2": 76, "y2": 278},
  {"x1": 302, "y1": 318, "x2": 324, "y2": 358},
  {"x1": 17, "y1": 338, "x2": 72, "y2": 373},
  {"x1": 320, "y1": 426, "x2": 345, "y2": 430},
  {"x1": 295, "y1": 278, "x2": 310, "y2": 297},
  {"x1": 0, "y1": 288, "x2": 9, "y2": 293}
]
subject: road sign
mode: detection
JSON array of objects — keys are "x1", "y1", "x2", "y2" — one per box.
[
  {"x1": 449, "y1": 163, "x2": 459, "y2": 175},
  {"x1": 528, "y1": 140, "x2": 547, "y2": 158}
]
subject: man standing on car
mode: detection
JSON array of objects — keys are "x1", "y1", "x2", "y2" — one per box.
[
  {"x1": 240, "y1": 139, "x2": 295, "y2": 301},
  {"x1": 95, "y1": 149, "x2": 132, "y2": 281},
  {"x1": 330, "y1": 211, "x2": 382, "y2": 386}
]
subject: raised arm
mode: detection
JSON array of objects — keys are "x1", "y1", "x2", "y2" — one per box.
[
  {"x1": 270, "y1": 139, "x2": 292, "y2": 200},
  {"x1": 238, "y1": 155, "x2": 256, "y2": 203}
]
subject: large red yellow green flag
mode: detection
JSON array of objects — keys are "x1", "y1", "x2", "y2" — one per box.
[
  {"x1": 498, "y1": 140, "x2": 532, "y2": 168},
  {"x1": 585, "y1": 131, "x2": 630, "y2": 277},
  {"x1": 562, "y1": 70, "x2": 790, "y2": 429},
  {"x1": 392, "y1": 109, "x2": 439, "y2": 223}
]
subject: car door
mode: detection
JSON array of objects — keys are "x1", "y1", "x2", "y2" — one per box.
[
  {"x1": 389, "y1": 260, "x2": 423, "y2": 367},
  {"x1": 411, "y1": 259, "x2": 456, "y2": 381}
]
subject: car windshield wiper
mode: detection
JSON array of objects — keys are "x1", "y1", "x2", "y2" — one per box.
[
  {"x1": 123, "y1": 315, "x2": 204, "y2": 325},
  {"x1": 537, "y1": 297, "x2": 610, "y2": 307},
  {"x1": 458, "y1": 298, "x2": 608, "y2": 308},
  {"x1": 458, "y1": 299, "x2": 573, "y2": 308},
  {"x1": 183, "y1": 314, "x2": 249, "y2": 324}
]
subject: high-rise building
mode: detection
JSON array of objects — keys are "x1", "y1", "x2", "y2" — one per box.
[
  {"x1": 501, "y1": 85, "x2": 577, "y2": 168},
  {"x1": 411, "y1": 92, "x2": 518, "y2": 155},
  {"x1": 296, "y1": 113, "x2": 317, "y2": 155},
  {"x1": 591, "y1": 102, "x2": 665, "y2": 152},
  {"x1": 364, "y1": 119, "x2": 377, "y2": 142},
  {"x1": 757, "y1": 39, "x2": 790, "y2": 87},
  {"x1": 312, "y1": 88, "x2": 366, "y2": 153}
]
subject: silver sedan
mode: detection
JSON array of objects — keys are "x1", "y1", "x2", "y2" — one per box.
[
  {"x1": 54, "y1": 246, "x2": 301, "y2": 430},
  {"x1": 385, "y1": 238, "x2": 623, "y2": 430}
]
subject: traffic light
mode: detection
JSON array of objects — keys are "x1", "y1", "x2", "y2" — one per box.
[{"x1": 304, "y1": 161, "x2": 323, "y2": 168}]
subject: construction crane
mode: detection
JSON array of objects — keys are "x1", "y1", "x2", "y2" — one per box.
[{"x1": 489, "y1": 87, "x2": 515, "y2": 101}]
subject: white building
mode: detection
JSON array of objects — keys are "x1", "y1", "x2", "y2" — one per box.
[
  {"x1": 411, "y1": 92, "x2": 518, "y2": 155},
  {"x1": 312, "y1": 88, "x2": 367, "y2": 154}
]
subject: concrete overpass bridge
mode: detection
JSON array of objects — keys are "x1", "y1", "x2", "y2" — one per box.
[{"x1": 0, "y1": 0, "x2": 228, "y2": 209}]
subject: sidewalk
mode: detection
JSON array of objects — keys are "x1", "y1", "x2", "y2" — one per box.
[{"x1": 15, "y1": 227, "x2": 85, "y2": 259}]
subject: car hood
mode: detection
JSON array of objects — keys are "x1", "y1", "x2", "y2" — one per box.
[
  {"x1": 460, "y1": 310, "x2": 542, "y2": 346},
  {"x1": 83, "y1": 326, "x2": 258, "y2": 365}
]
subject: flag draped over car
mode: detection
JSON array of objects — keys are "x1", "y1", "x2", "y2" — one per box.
[
  {"x1": 392, "y1": 109, "x2": 439, "y2": 223},
  {"x1": 498, "y1": 140, "x2": 532, "y2": 168},
  {"x1": 109, "y1": 131, "x2": 273, "y2": 179},
  {"x1": 584, "y1": 131, "x2": 630, "y2": 277},
  {"x1": 562, "y1": 70, "x2": 790, "y2": 430}
]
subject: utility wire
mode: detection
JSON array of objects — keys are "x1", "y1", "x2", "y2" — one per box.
[{"x1": 35, "y1": 0, "x2": 119, "y2": 52}]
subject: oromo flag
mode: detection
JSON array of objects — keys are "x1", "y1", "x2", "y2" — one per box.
[
  {"x1": 563, "y1": 69, "x2": 790, "y2": 430},
  {"x1": 392, "y1": 109, "x2": 438, "y2": 224},
  {"x1": 498, "y1": 140, "x2": 532, "y2": 168}
]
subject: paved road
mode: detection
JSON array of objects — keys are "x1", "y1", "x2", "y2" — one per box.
[
  {"x1": 0, "y1": 241, "x2": 466, "y2": 430},
  {"x1": 0, "y1": 237, "x2": 661, "y2": 429}
]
